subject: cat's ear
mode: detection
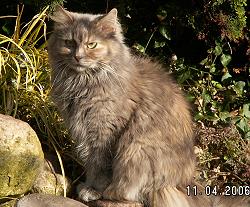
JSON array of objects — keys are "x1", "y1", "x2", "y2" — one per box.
[
  {"x1": 50, "y1": 5, "x2": 74, "y2": 27},
  {"x1": 97, "y1": 8, "x2": 119, "y2": 34}
]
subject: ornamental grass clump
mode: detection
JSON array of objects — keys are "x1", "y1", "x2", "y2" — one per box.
[{"x1": 0, "y1": 5, "x2": 69, "y2": 197}]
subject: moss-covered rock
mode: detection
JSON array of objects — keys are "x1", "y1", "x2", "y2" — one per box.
[{"x1": 0, "y1": 114, "x2": 44, "y2": 198}]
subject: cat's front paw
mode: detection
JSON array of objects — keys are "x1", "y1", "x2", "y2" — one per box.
[
  {"x1": 77, "y1": 182, "x2": 102, "y2": 202},
  {"x1": 103, "y1": 184, "x2": 140, "y2": 202}
]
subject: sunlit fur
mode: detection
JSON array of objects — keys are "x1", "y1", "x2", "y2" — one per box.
[{"x1": 48, "y1": 7, "x2": 250, "y2": 207}]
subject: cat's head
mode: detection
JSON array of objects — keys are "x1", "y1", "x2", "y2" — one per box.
[{"x1": 48, "y1": 6, "x2": 125, "y2": 73}]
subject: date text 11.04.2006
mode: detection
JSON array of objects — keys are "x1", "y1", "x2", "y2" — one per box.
[{"x1": 186, "y1": 185, "x2": 250, "y2": 196}]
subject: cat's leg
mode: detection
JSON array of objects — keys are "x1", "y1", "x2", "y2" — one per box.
[
  {"x1": 102, "y1": 142, "x2": 152, "y2": 202},
  {"x1": 102, "y1": 119, "x2": 163, "y2": 202},
  {"x1": 102, "y1": 127, "x2": 194, "y2": 204},
  {"x1": 77, "y1": 161, "x2": 112, "y2": 202},
  {"x1": 102, "y1": 158, "x2": 198, "y2": 207}
]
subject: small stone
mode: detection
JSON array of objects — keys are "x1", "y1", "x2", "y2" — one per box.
[
  {"x1": 31, "y1": 159, "x2": 71, "y2": 196},
  {"x1": 87, "y1": 200, "x2": 144, "y2": 207},
  {"x1": 16, "y1": 193, "x2": 88, "y2": 207},
  {"x1": 0, "y1": 114, "x2": 44, "y2": 197}
]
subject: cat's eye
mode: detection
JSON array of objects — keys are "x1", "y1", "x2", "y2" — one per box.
[
  {"x1": 87, "y1": 42, "x2": 98, "y2": 49},
  {"x1": 64, "y1": 39, "x2": 75, "y2": 47}
]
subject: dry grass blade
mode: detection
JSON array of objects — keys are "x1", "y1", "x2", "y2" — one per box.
[{"x1": 18, "y1": 6, "x2": 49, "y2": 47}]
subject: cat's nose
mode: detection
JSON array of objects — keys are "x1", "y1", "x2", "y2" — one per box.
[{"x1": 74, "y1": 55, "x2": 83, "y2": 62}]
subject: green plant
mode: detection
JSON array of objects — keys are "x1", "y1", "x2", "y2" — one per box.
[
  {"x1": 211, "y1": 0, "x2": 247, "y2": 40},
  {"x1": 0, "y1": 5, "x2": 69, "y2": 197},
  {"x1": 170, "y1": 40, "x2": 249, "y2": 139}
]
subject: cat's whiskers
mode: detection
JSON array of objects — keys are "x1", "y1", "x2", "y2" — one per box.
[
  {"x1": 101, "y1": 70, "x2": 114, "y2": 89},
  {"x1": 99, "y1": 61, "x2": 125, "y2": 79},
  {"x1": 51, "y1": 62, "x2": 68, "y2": 89},
  {"x1": 98, "y1": 62, "x2": 126, "y2": 93},
  {"x1": 52, "y1": 66, "x2": 83, "y2": 100}
]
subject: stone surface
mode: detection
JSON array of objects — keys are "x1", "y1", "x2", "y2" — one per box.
[
  {"x1": 0, "y1": 114, "x2": 44, "y2": 197},
  {"x1": 16, "y1": 193, "x2": 88, "y2": 207},
  {"x1": 31, "y1": 159, "x2": 71, "y2": 196},
  {"x1": 87, "y1": 200, "x2": 144, "y2": 207}
]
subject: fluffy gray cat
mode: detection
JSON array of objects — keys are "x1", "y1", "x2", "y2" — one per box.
[{"x1": 48, "y1": 6, "x2": 249, "y2": 207}]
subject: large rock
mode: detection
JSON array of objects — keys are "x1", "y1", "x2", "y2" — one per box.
[
  {"x1": 0, "y1": 114, "x2": 44, "y2": 197},
  {"x1": 16, "y1": 194, "x2": 143, "y2": 207},
  {"x1": 16, "y1": 193, "x2": 88, "y2": 207}
]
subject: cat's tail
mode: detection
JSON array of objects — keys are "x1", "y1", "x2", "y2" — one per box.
[
  {"x1": 212, "y1": 196, "x2": 250, "y2": 207},
  {"x1": 147, "y1": 186, "x2": 250, "y2": 207}
]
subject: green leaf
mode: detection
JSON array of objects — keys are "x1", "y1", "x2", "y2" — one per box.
[
  {"x1": 232, "y1": 115, "x2": 241, "y2": 123},
  {"x1": 224, "y1": 155, "x2": 228, "y2": 161},
  {"x1": 236, "y1": 117, "x2": 249, "y2": 133},
  {"x1": 2, "y1": 24, "x2": 11, "y2": 35},
  {"x1": 177, "y1": 70, "x2": 191, "y2": 84},
  {"x1": 157, "y1": 8, "x2": 167, "y2": 21},
  {"x1": 132, "y1": 43, "x2": 145, "y2": 53},
  {"x1": 200, "y1": 58, "x2": 208, "y2": 65},
  {"x1": 194, "y1": 112, "x2": 204, "y2": 121},
  {"x1": 203, "y1": 93, "x2": 211, "y2": 104},
  {"x1": 233, "y1": 81, "x2": 245, "y2": 96},
  {"x1": 207, "y1": 48, "x2": 213, "y2": 54},
  {"x1": 245, "y1": 131, "x2": 250, "y2": 140},
  {"x1": 214, "y1": 45, "x2": 222, "y2": 56},
  {"x1": 154, "y1": 41, "x2": 166, "y2": 48},
  {"x1": 211, "y1": 80, "x2": 223, "y2": 89},
  {"x1": 209, "y1": 64, "x2": 216, "y2": 73},
  {"x1": 159, "y1": 25, "x2": 171, "y2": 40},
  {"x1": 242, "y1": 103, "x2": 250, "y2": 118},
  {"x1": 201, "y1": 90, "x2": 211, "y2": 107},
  {"x1": 221, "y1": 72, "x2": 232, "y2": 82},
  {"x1": 219, "y1": 111, "x2": 231, "y2": 121},
  {"x1": 204, "y1": 114, "x2": 220, "y2": 122},
  {"x1": 186, "y1": 93, "x2": 195, "y2": 102},
  {"x1": 220, "y1": 54, "x2": 232, "y2": 67}
]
